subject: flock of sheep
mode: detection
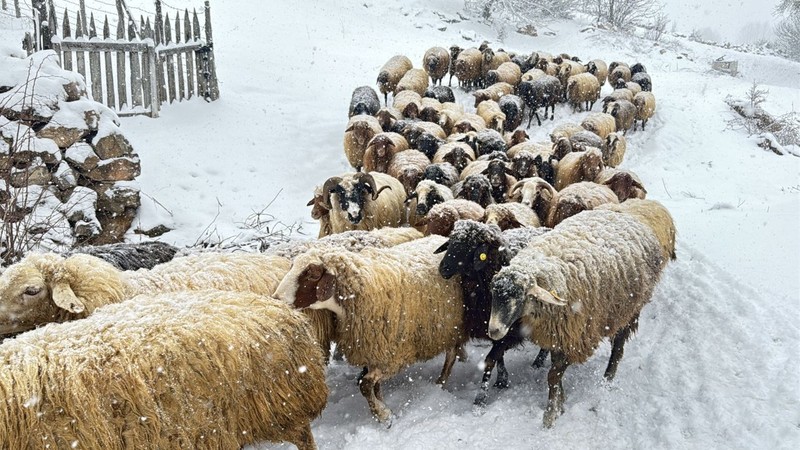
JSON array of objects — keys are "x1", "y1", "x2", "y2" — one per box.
[{"x1": 0, "y1": 42, "x2": 673, "y2": 450}]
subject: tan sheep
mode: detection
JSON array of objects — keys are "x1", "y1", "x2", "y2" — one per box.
[
  {"x1": 423, "y1": 46, "x2": 451, "y2": 85},
  {"x1": 392, "y1": 89, "x2": 423, "y2": 119},
  {"x1": 597, "y1": 199, "x2": 677, "y2": 262},
  {"x1": 454, "y1": 47, "x2": 484, "y2": 88},
  {"x1": 508, "y1": 177, "x2": 557, "y2": 224},
  {"x1": 633, "y1": 91, "x2": 657, "y2": 130},
  {"x1": 423, "y1": 199, "x2": 486, "y2": 236},
  {"x1": 420, "y1": 97, "x2": 444, "y2": 124},
  {"x1": 472, "y1": 82, "x2": 515, "y2": 108},
  {"x1": 549, "y1": 121, "x2": 585, "y2": 143},
  {"x1": 581, "y1": 112, "x2": 617, "y2": 140},
  {"x1": 486, "y1": 61, "x2": 522, "y2": 86},
  {"x1": 477, "y1": 100, "x2": 506, "y2": 132},
  {"x1": 395, "y1": 68, "x2": 429, "y2": 97},
  {"x1": 453, "y1": 113, "x2": 488, "y2": 133},
  {"x1": 555, "y1": 146, "x2": 605, "y2": 190},
  {"x1": 566, "y1": 72, "x2": 601, "y2": 112},
  {"x1": 363, "y1": 132, "x2": 409, "y2": 173},
  {"x1": 595, "y1": 167, "x2": 647, "y2": 202},
  {"x1": 585, "y1": 59, "x2": 608, "y2": 87},
  {"x1": 483, "y1": 202, "x2": 542, "y2": 230},
  {"x1": 0, "y1": 290, "x2": 328, "y2": 450},
  {"x1": 388, "y1": 149, "x2": 431, "y2": 196},
  {"x1": 625, "y1": 81, "x2": 642, "y2": 96},
  {"x1": 609, "y1": 99, "x2": 637, "y2": 134},
  {"x1": 439, "y1": 101, "x2": 465, "y2": 134},
  {"x1": 481, "y1": 48, "x2": 511, "y2": 83},
  {"x1": 602, "y1": 88, "x2": 635, "y2": 112},
  {"x1": 603, "y1": 132, "x2": 627, "y2": 167},
  {"x1": 608, "y1": 62, "x2": 632, "y2": 87},
  {"x1": 344, "y1": 114, "x2": 383, "y2": 171},
  {"x1": 537, "y1": 59, "x2": 559, "y2": 76},
  {"x1": 521, "y1": 68, "x2": 547, "y2": 83},
  {"x1": 432, "y1": 142, "x2": 477, "y2": 173},
  {"x1": 546, "y1": 181, "x2": 619, "y2": 227},
  {"x1": 377, "y1": 55, "x2": 413, "y2": 104},
  {"x1": 557, "y1": 60, "x2": 586, "y2": 92}
]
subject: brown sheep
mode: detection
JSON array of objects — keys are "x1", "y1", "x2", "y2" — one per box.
[
  {"x1": 555, "y1": 146, "x2": 605, "y2": 190},
  {"x1": 486, "y1": 61, "x2": 522, "y2": 87},
  {"x1": 344, "y1": 114, "x2": 383, "y2": 171},
  {"x1": 546, "y1": 181, "x2": 619, "y2": 227},
  {"x1": 419, "y1": 97, "x2": 444, "y2": 124},
  {"x1": 595, "y1": 167, "x2": 647, "y2": 202},
  {"x1": 472, "y1": 82, "x2": 515, "y2": 107},
  {"x1": 363, "y1": 132, "x2": 409, "y2": 173},
  {"x1": 633, "y1": 91, "x2": 657, "y2": 131},
  {"x1": 375, "y1": 106, "x2": 403, "y2": 132},
  {"x1": 448, "y1": 45, "x2": 463, "y2": 86},
  {"x1": 609, "y1": 99, "x2": 637, "y2": 135},
  {"x1": 422, "y1": 199, "x2": 486, "y2": 236},
  {"x1": 395, "y1": 68, "x2": 430, "y2": 97},
  {"x1": 423, "y1": 46, "x2": 451, "y2": 85},
  {"x1": 308, "y1": 185, "x2": 332, "y2": 238},
  {"x1": 454, "y1": 47, "x2": 483, "y2": 88},
  {"x1": 433, "y1": 142, "x2": 477, "y2": 173},
  {"x1": 377, "y1": 55, "x2": 413, "y2": 104}
]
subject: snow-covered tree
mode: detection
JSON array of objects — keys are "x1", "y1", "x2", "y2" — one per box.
[
  {"x1": 774, "y1": 0, "x2": 800, "y2": 61},
  {"x1": 465, "y1": 0, "x2": 579, "y2": 25},
  {"x1": 583, "y1": 0, "x2": 665, "y2": 30}
]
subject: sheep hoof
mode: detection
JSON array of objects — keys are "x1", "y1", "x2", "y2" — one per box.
[
  {"x1": 472, "y1": 401, "x2": 488, "y2": 417},
  {"x1": 376, "y1": 410, "x2": 395, "y2": 429},
  {"x1": 493, "y1": 379, "x2": 509, "y2": 389},
  {"x1": 542, "y1": 407, "x2": 562, "y2": 429}
]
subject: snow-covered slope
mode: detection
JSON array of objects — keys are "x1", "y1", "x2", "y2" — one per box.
[{"x1": 6, "y1": 0, "x2": 800, "y2": 448}]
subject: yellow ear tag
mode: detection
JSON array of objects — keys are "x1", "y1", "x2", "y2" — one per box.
[{"x1": 479, "y1": 253, "x2": 487, "y2": 261}]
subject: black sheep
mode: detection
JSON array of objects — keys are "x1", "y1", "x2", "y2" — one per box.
[
  {"x1": 518, "y1": 75, "x2": 562, "y2": 127},
  {"x1": 498, "y1": 94, "x2": 525, "y2": 132},
  {"x1": 68, "y1": 241, "x2": 179, "y2": 271},
  {"x1": 348, "y1": 86, "x2": 381, "y2": 117},
  {"x1": 424, "y1": 85, "x2": 456, "y2": 104}
]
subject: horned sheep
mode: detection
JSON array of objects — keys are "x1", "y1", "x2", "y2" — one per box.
[
  {"x1": 488, "y1": 209, "x2": 669, "y2": 427},
  {"x1": 320, "y1": 172, "x2": 406, "y2": 234},
  {"x1": 377, "y1": 55, "x2": 413, "y2": 104},
  {"x1": 508, "y1": 177, "x2": 557, "y2": 225},
  {"x1": 0, "y1": 290, "x2": 328, "y2": 450},
  {"x1": 273, "y1": 236, "x2": 467, "y2": 425}
]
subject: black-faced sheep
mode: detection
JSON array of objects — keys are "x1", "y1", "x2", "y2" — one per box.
[
  {"x1": 0, "y1": 290, "x2": 328, "y2": 450},
  {"x1": 546, "y1": 181, "x2": 619, "y2": 227},
  {"x1": 423, "y1": 46, "x2": 451, "y2": 85},
  {"x1": 555, "y1": 146, "x2": 604, "y2": 190},
  {"x1": 375, "y1": 106, "x2": 403, "y2": 132},
  {"x1": 423, "y1": 199, "x2": 485, "y2": 236},
  {"x1": 458, "y1": 173, "x2": 495, "y2": 207},
  {"x1": 377, "y1": 55, "x2": 413, "y2": 104},
  {"x1": 498, "y1": 94, "x2": 525, "y2": 132},
  {"x1": 349, "y1": 85, "x2": 381, "y2": 117},
  {"x1": 393, "y1": 89, "x2": 423, "y2": 119},
  {"x1": 518, "y1": 76, "x2": 562, "y2": 127},
  {"x1": 486, "y1": 61, "x2": 523, "y2": 87},
  {"x1": 321, "y1": 172, "x2": 405, "y2": 233},
  {"x1": 609, "y1": 99, "x2": 637, "y2": 134},
  {"x1": 475, "y1": 128, "x2": 508, "y2": 156},
  {"x1": 510, "y1": 150, "x2": 537, "y2": 180},
  {"x1": 448, "y1": 45, "x2": 463, "y2": 86},
  {"x1": 631, "y1": 72, "x2": 652, "y2": 92},
  {"x1": 395, "y1": 68, "x2": 430, "y2": 97},
  {"x1": 472, "y1": 82, "x2": 515, "y2": 108},
  {"x1": 363, "y1": 132, "x2": 409, "y2": 173},
  {"x1": 419, "y1": 97, "x2": 443, "y2": 124},
  {"x1": 388, "y1": 149, "x2": 431, "y2": 196},
  {"x1": 273, "y1": 236, "x2": 466, "y2": 425},
  {"x1": 344, "y1": 114, "x2": 383, "y2": 171},
  {"x1": 489, "y1": 209, "x2": 669, "y2": 427},
  {"x1": 407, "y1": 179, "x2": 454, "y2": 223},
  {"x1": 415, "y1": 132, "x2": 446, "y2": 160},
  {"x1": 585, "y1": 59, "x2": 608, "y2": 87},
  {"x1": 633, "y1": 91, "x2": 657, "y2": 130},
  {"x1": 511, "y1": 53, "x2": 536, "y2": 73},
  {"x1": 595, "y1": 167, "x2": 647, "y2": 202},
  {"x1": 424, "y1": 85, "x2": 456, "y2": 104},
  {"x1": 566, "y1": 72, "x2": 601, "y2": 112},
  {"x1": 630, "y1": 62, "x2": 647, "y2": 75},
  {"x1": 581, "y1": 112, "x2": 617, "y2": 140},
  {"x1": 482, "y1": 159, "x2": 517, "y2": 203},
  {"x1": 423, "y1": 162, "x2": 460, "y2": 187},
  {"x1": 608, "y1": 61, "x2": 632, "y2": 87},
  {"x1": 67, "y1": 241, "x2": 178, "y2": 271},
  {"x1": 454, "y1": 47, "x2": 484, "y2": 88},
  {"x1": 433, "y1": 142, "x2": 476, "y2": 173},
  {"x1": 436, "y1": 221, "x2": 550, "y2": 408}
]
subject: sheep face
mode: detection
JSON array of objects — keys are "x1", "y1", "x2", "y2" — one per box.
[
  {"x1": 0, "y1": 261, "x2": 59, "y2": 337},
  {"x1": 323, "y1": 174, "x2": 387, "y2": 225},
  {"x1": 435, "y1": 233, "x2": 495, "y2": 280},
  {"x1": 483, "y1": 160, "x2": 511, "y2": 191},
  {"x1": 412, "y1": 182, "x2": 449, "y2": 216},
  {"x1": 533, "y1": 154, "x2": 558, "y2": 186},
  {"x1": 488, "y1": 271, "x2": 528, "y2": 340},
  {"x1": 512, "y1": 153, "x2": 536, "y2": 179},
  {"x1": 275, "y1": 256, "x2": 343, "y2": 318},
  {"x1": 461, "y1": 175, "x2": 493, "y2": 207},
  {"x1": 443, "y1": 148, "x2": 473, "y2": 173}
]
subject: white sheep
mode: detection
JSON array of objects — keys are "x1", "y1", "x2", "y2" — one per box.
[
  {"x1": 343, "y1": 114, "x2": 383, "y2": 171},
  {"x1": 273, "y1": 235, "x2": 466, "y2": 425},
  {"x1": 633, "y1": 91, "x2": 657, "y2": 131},
  {"x1": 377, "y1": 54, "x2": 413, "y2": 104},
  {"x1": 597, "y1": 198, "x2": 677, "y2": 262},
  {"x1": 0, "y1": 290, "x2": 328, "y2": 450},
  {"x1": 488, "y1": 209, "x2": 669, "y2": 427},
  {"x1": 546, "y1": 181, "x2": 619, "y2": 227}
]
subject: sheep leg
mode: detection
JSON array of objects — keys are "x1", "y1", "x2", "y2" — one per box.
[
  {"x1": 549, "y1": 103, "x2": 555, "y2": 120},
  {"x1": 436, "y1": 345, "x2": 459, "y2": 386},
  {"x1": 604, "y1": 313, "x2": 639, "y2": 381},
  {"x1": 493, "y1": 355, "x2": 509, "y2": 389},
  {"x1": 543, "y1": 351, "x2": 570, "y2": 428},
  {"x1": 359, "y1": 368, "x2": 393, "y2": 425},
  {"x1": 473, "y1": 342, "x2": 507, "y2": 408},
  {"x1": 292, "y1": 424, "x2": 317, "y2": 450},
  {"x1": 531, "y1": 348, "x2": 550, "y2": 369}
]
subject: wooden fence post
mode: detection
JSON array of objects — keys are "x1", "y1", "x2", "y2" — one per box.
[
  {"x1": 147, "y1": 43, "x2": 160, "y2": 117},
  {"x1": 32, "y1": 0, "x2": 51, "y2": 50},
  {"x1": 13, "y1": 0, "x2": 20, "y2": 18},
  {"x1": 88, "y1": 13, "x2": 102, "y2": 103},
  {"x1": 203, "y1": 0, "x2": 219, "y2": 100},
  {"x1": 116, "y1": 0, "x2": 128, "y2": 109},
  {"x1": 103, "y1": 16, "x2": 115, "y2": 108}
]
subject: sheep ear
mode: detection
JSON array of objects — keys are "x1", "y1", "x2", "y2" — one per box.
[
  {"x1": 316, "y1": 274, "x2": 337, "y2": 302},
  {"x1": 526, "y1": 284, "x2": 567, "y2": 307},
  {"x1": 52, "y1": 282, "x2": 86, "y2": 314},
  {"x1": 306, "y1": 198, "x2": 315, "y2": 207},
  {"x1": 433, "y1": 241, "x2": 449, "y2": 254}
]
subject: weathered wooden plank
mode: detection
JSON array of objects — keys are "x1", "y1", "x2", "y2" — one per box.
[
  {"x1": 129, "y1": 20, "x2": 143, "y2": 107},
  {"x1": 13, "y1": 0, "x2": 20, "y2": 19},
  {"x1": 147, "y1": 46, "x2": 160, "y2": 117},
  {"x1": 88, "y1": 13, "x2": 102, "y2": 103},
  {"x1": 164, "y1": 16, "x2": 176, "y2": 103},
  {"x1": 79, "y1": 0, "x2": 87, "y2": 31},
  {"x1": 204, "y1": 1, "x2": 219, "y2": 101},
  {"x1": 154, "y1": 0, "x2": 164, "y2": 45},
  {"x1": 185, "y1": 48, "x2": 195, "y2": 99},
  {"x1": 172, "y1": 13, "x2": 185, "y2": 99},
  {"x1": 142, "y1": 44, "x2": 152, "y2": 110},
  {"x1": 56, "y1": 40, "x2": 150, "y2": 52},
  {"x1": 62, "y1": 9, "x2": 73, "y2": 71},
  {"x1": 116, "y1": 8, "x2": 127, "y2": 109},
  {"x1": 183, "y1": 9, "x2": 191, "y2": 43},
  {"x1": 144, "y1": 17, "x2": 153, "y2": 40},
  {"x1": 192, "y1": 9, "x2": 200, "y2": 40},
  {"x1": 103, "y1": 16, "x2": 115, "y2": 108},
  {"x1": 47, "y1": 0, "x2": 57, "y2": 38},
  {"x1": 75, "y1": 12, "x2": 86, "y2": 78}
]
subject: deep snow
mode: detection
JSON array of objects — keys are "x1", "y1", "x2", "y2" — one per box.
[{"x1": 3, "y1": 0, "x2": 800, "y2": 448}]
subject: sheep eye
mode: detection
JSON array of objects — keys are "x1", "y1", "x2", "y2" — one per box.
[
  {"x1": 23, "y1": 286, "x2": 42, "y2": 297},
  {"x1": 479, "y1": 253, "x2": 487, "y2": 261}
]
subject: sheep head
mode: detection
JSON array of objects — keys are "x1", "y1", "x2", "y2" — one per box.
[
  {"x1": 603, "y1": 171, "x2": 647, "y2": 202},
  {"x1": 582, "y1": 148, "x2": 605, "y2": 182},
  {"x1": 442, "y1": 146, "x2": 474, "y2": 173},
  {"x1": 412, "y1": 180, "x2": 450, "y2": 216},
  {"x1": 274, "y1": 254, "x2": 342, "y2": 318},
  {"x1": 460, "y1": 174, "x2": 493, "y2": 208},
  {"x1": 325, "y1": 173, "x2": 390, "y2": 225},
  {"x1": 435, "y1": 219, "x2": 505, "y2": 279},
  {"x1": 532, "y1": 154, "x2": 558, "y2": 186},
  {"x1": 482, "y1": 160, "x2": 514, "y2": 190},
  {"x1": 511, "y1": 151, "x2": 536, "y2": 180},
  {"x1": 489, "y1": 269, "x2": 567, "y2": 340}
]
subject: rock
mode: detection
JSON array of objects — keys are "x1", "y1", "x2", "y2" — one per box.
[
  {"x1": 92, "y1": 181, "x2": 141, "y2": 214},
  {"x1": 10, "y1": 158, "x2": 50, "y2": 187},
  {"x1": 37, "y1": 124, "x2": 87, "y2": 148},
  {"x1": 74, "y1": 219, "x2": 102, "y2": 241},
  {"x1": 93, "y1": 132, "x2": 133, "y2": 159},
  {"x1": 135, "y1": 224, "x2": 172, "y2": 238},
  {"x1": 62, "y1": 81, "x2": 86, "y2": 102},
  {"x1": 85, "y1": 155, "x2": 141, "y2": 181},
  {"x1": 53, "y1": 161, "x2": 77, "y2": 191},
  {"x1": 92, "y1": 209, "x2": 137, "y2": 245},
  {"x1": 60, "y1": 186, "x2": 98, "y2": 223},
  {"x1": 65, "y1": 142, "x2": 100, "y2": 171}
]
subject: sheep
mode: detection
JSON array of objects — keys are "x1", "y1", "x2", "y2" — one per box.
[
  {"x1": 395, "y1": 68, "x2": 429, "y2": 97},
  {"x1": 422, "y1": 199, "x2": 486, "y2": 236},
  {"x1": 597, "y1": 199, "x2": 677, "y2": 261},
  {"x1": 407, "y1": 179, "x2": 454, "y2": 222},
  {"x1": 568, "y1": 130, "x2": 604, "y2": 152},
  {"x1": 498, "y1": 94, "x2": 525, "y2": 132},
  {"x1": 549, "y1": 121, "x2": 584, "y2": 143},
  {"x1": 537, "y1": 59, "x2": 559, "y2": 76},
  {"x1": 631, "y1": 72, "x2": 652, "y2": 92},
  {"x1": 472, "y1": 82, "x2": 515, "y2": 107},
  {"x1": 344, "y1": 114, "x2": 383, "y2": 171},
  {"x1": 424, "y1": 85, "x2": 456, "y2": 104},
  {"x1": 419, "y1": 97, "x2": 443, "y2": 124},
  {"x1": 486, "y1": 61, "x2": 523, "y2": 87},
  {"x1": 521, "y1": 68, "x2": 547, "y2": 83},
  {"x1": 566, "y1": 72, "x2": 601, "y2": 112},
  {"x1": 488, "y1": 209, "x2": 669, "y2": 427},
  {"x1": 517, "y1": 76, "x2": 562, "y2": 127},
  {"x1": 363, "y1": 132, "x2": 409, "y2": 173},
  {"x1": 392, "y1": 89, "x2": 423, "y2": 119},
  {"x1": 603, "y1": 132, "x2": 627, "y2": 167},
  {"x1": 414, "y1": 133, "x2": 446, "y2": 160},
  {"x1": 482, "y1": 159, "x2": 517, "y2": 203},
  {"x1": 483, "y1": 202, "x2": 542, "y2": 230},
  {"x1": 555, "y1": 146, "x2": 604, "y2": 190},
  {"x1": 585, "y1": 59, "x2": 608, "y2": 87},
  {"x1": 423, "y1": 162, "x2": 460, "y2": 187},
  {"x1": 400, "y1": 120, "x2": 447, "y2": 142},
  {"x1": 436, "y1": 221, "x2": 550, "y2": 408},
  {"x1": 508, "y1": 177, "x2": 557, "y2": 224},
  {"x1": 377, "y1": 55, "x2": 413, "y2": 104},
  {"x1": 510, "y1": 149, "x2": 538, "y2": 180},
  {"x1": 608, "y1": 62, "x2": 631, "y2": 87},
  {"x1": 581, "y1": 112, "x2": 617, "y2": 140},
  {"x1": 439, "y1": 101, "x2": 465, "y2": 134},
  {"x1": 532, "y1": 51, "x2": 554, "y2": 65},
  {"x1": 602, "y1": 88, "x2": 635, "y2": 112},
  {"x1": 609, "y1": 99, "x2": 637, "y2": 134},
  {"x1": 448, "y1": 45, "x2": 463, "y2": 86},
  {"x1": 375, "y1": 106, "x2": 403, "y2": 132},
  {"x1": 320, "y1": 172, "x2": 405, "y2": 234},
  {"x1": 308, "y1": 185, "x2": 333, "y2": 238},
  {"x1": 595, "y1": 167, "x2": 647, "y2": 202},
  {"x1": 481, "y1": 48, "x2": 512, "y2": 87},
  {"x1": 423, "y1": 46, "x2": 451, "y2": 85},
  {"x1": 507, "y1": 141, "x2": 558, "y2": 182},
  {"x1": 546, "y1": 181, "x2": 619, "y2": 227},
  {"x1": 511, "y1": 53, "x2": 536, "y2": 73},
  {"x1": 477, "y1": 151, "x2": 510, "y2": 162},
  {"x1": 633, "y1": 91, "x2": 657, "y2": 131},
  {"x1": 349, "y1": 85, "x2": 381, "y2": 117},
  {"x1": 557, "y1": 60, "x2": 586, "y2": 95},
  {"x1": 273, "y1": 236, "x2": 466, "y2": 425},
  {"x1": 457, "y1": 173, "x2": 495, "y2": 208},
  {"x1": 475, "y1": 128, "x2": 508, "y2": 156},
  {"x1": 454, "y1": 47, "x2": 484, "y2": 88},
  {"x1": 504, "y1": 129, "x2": 530, "y2": 147},
  {"x1": 388, "y1": 149, "x2": 431, "y2": 196},
  {"x1": 622, "y1": 80, "x2": 643, "y2": 96},
  {"x1": 0, "y1": 290, "x2": 328, "y2": 450},
  {"x1": 432, "y1": 142, "x2": 476, "y2": 173},
  {"x1": 454, "y1": 113, "x2": 488, "y2": 133},
  {"x1": 630, "y1": 62, "x2": 647, "y2": 75},
  {"x1": 67, "y1": 241, "x2": 178, "y2": 271}
]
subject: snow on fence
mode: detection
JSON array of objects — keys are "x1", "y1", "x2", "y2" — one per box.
[{"x1": 24, "y1": 0, "x2": 219, "y2": 118}]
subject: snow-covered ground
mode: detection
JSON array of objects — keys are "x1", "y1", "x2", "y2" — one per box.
[{"x1": 4, "y1": 0, "x2": 800, "y2": 448}]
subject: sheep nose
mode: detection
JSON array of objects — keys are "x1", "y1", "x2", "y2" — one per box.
[{"x1": 488, "y1": 327, "x2": 501, "y2": 339}]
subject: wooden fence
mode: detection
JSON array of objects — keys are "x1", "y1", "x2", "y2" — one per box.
[{"x1": 27, "y1": 0, "x2": 219, "y2": 118}]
